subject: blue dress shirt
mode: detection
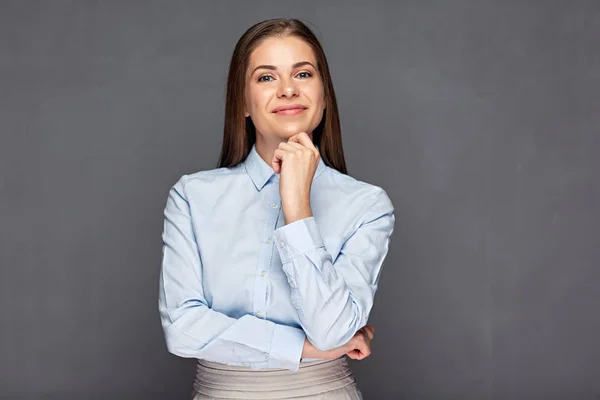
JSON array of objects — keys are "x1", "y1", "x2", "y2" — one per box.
[{"x1": 158, "y1": 143, "x2": 395, "y2": 371}]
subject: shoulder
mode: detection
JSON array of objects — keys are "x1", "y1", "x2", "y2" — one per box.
[
  {"x1": 320, "y1": 165, "x2": 394, "y2": 214},
  {"x1": 168, "y1": 164, "x2": 245, "y2": 197}
]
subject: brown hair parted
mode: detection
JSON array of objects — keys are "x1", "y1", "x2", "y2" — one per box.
[{"x1": 216, "y1": 18, "x2": 348, "y2": 175}]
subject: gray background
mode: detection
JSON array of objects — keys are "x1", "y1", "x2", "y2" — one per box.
[{"x1": 1, "y1": 1, "x2": 599, "y2": 399}]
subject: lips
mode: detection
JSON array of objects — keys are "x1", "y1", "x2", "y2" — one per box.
[{"x1": 272, "y1": 104, "x2": 307, "y2": 114}]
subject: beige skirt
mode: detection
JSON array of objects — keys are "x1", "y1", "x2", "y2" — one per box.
[{"x1": 191, "y1": 356, "x2": 363, "y2": 399}]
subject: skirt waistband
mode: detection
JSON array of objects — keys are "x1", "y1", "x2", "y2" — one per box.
[{"x1": 193, "y1": 356, "x2": 356, "y2": 399}]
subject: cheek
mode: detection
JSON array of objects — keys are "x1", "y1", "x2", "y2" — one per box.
[
  {"x1": 248, "y1": 90, "x2": 273, "y2": 112},
  {"x1": 307, "y1": 83, "x2": 325, "y2": 105}
]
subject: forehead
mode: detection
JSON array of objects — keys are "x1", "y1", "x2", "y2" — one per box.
[{"x1": 248, "y1": 36, "x2": 317, "y2": 68}]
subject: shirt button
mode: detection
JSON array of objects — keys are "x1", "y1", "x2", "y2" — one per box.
[
  {"x1": 289, "y1": 281, "x2": 297, "y2": 289},
  {"x1": 279, "y1": 241, "x2": 285, "y2": 248},
  {"x1": 266, "y1": 238, "x2": 273, "y2": 244},
  {"x1": 260, "y1": 270, "x2": 267, "y2": 277},
  {"x1": 257, "y1": 311, "x2": 264, "y2": 318},
  {"x1": 271, "y1": 203, "x2": 279, "y2": 209}
]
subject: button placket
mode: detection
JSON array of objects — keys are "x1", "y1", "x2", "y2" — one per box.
[
  {"x1": 253, "y1": 186, "x2": 282, "y2": 321},
  {"x1": 253, "y1": 192, "x2": 277, "y2": 321}
]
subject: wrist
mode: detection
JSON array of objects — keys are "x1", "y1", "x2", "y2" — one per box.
[
  {"x1": 283, "y1": 205, "x2": 312, "y2": 225},
  {"x1": 301, "y1": 337, "x2": 350, "y2": 360},
  {"x1": 301, "y1": 337, "x2": 317, "y2": 359}
]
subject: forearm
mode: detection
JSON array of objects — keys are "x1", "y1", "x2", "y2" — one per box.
[
  {"x1": 301, "y1": 336, "x2": 348, "y2": 359},
  {"x1": 274, "y1": 190, "x2": 395, "y2": 351},
  {"x1": 274, "y1": 219, "x2": 371, "y2": 350},
  {"x1": 161, "y1": 176, "x2": 306, "y2": 370},
  {"x1": 160, "y1": 302, "x2": 305, "y2": 369}
]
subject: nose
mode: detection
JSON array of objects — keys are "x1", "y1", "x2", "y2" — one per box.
[{"x1": 276, "y1": 76, "x2": 299, "y2": 99}]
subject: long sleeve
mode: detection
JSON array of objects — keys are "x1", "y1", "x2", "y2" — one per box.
[
  {"x1": 158, "y1": 176, "x2": 306, "y2": 371},
  {"x1": 272, "y1": 189, "x2": 395, "y2": 351}
]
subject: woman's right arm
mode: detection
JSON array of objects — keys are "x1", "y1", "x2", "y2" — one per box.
[{"x1": 158, "y1": 176, "x2": 306, "y2": 371}]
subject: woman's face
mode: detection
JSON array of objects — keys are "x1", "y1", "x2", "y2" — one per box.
[{"x1": 244, "y1": 35, "x2": 326, "y2": 141}]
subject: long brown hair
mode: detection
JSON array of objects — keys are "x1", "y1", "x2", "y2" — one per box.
[{"x1": 216, "y1": 18, "x2": 347, "y2": 174}]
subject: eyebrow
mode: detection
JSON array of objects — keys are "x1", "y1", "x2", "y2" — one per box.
[{"x1": 250, "y1": 61, "x2": 316, "y2": 76}]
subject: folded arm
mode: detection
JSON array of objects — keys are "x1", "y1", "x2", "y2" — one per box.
[
  {"x1": 272, "y1": 189, "x2": 395, "y2": 351},
  {"x1": 158, "y1": 176, "x2": 306, "y2": 370}
]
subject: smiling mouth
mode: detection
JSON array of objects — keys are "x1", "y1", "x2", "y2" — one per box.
[{"x1": 274, "y1": 108, "x2": 306, "y2": 116}]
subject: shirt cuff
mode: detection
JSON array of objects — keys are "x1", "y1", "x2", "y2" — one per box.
[
  {"x1": 268, "y1": 323, "x2": 306, "y2": 371},
  {"x1": 272, "y1": 217, "x2": 325, "y2": 263}
]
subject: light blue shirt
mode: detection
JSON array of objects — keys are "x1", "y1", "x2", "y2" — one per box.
[{"x1": 158, "y1": 143, "x2": 395, "y2": 371}]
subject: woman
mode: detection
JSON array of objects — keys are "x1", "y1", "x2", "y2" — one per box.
[{"x1": 158, "y1": 18, "x2": 395, "y2": 399}]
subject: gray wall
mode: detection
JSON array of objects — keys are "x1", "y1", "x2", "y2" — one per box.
[{"x1": 1, "y1": 1, "x2": 599, "y2": 399}]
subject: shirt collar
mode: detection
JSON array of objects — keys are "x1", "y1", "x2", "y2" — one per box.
[{"x1": 244, "y1": 143, "x2": 326, "y2": 191}]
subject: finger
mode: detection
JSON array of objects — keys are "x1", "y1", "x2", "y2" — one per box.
[
  {"x1": 357, "y1": 335, "x2": 371, "y2": 351},
  {"x1": 366, "y1": 326, "x2": 375, "y2": 339},
  {"x1": 285, "y1": 141, "x2": 306, "y2": 150},
  {"x1": 363, "y1": 332, "x2": 372, "y2": 349},
  {"x1": 361, "y1": 344, "x2": 371, "y2": 359},
  {"x1": 354, "y1": 349, "x2": 369, "y2": 361},
  {"x1": 271, "y1": 148, "x2": 287, "y2": 173},
  {"x1": 280, "y1": 140, "x2": 316, "y2": 161},
  {"x1": 360, "y1": 326, "x2": 374, "y2": 341},
  {"x1": 288, "y1": 132, "x2": 317, "y2": 151},
  {"x1": 277, "y1": 142, "x2": 302, "y2": 153},
  {"x1": 363, "y1": 326, "x2": 374, "y2": 339},
  {"x1": 347, "y1": 349, "x2": 366, "y2": 360}
]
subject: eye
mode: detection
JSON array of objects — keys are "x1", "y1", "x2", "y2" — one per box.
[
  {"x1": 257, "y1": 74, "x2": 274, "y2": 82},
  {"x1": 297, "y1": 71, "x2": 313, "y2": 79}
]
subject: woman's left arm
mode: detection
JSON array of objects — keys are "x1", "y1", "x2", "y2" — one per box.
[{"x1": 272, "y1": 188, "x2": 395, "y2": 352}]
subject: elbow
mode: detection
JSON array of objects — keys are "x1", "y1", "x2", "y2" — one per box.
[
  {"x1": 308, "y1": 306, "x2": 366, "y2": 351},
  {"x1": 163, "y1": 333, "x2": 197, "y2": 359},
  {"x1": 160, "y1": 318, "x2": 204, "y2": 359},
  {"x1": 158, "y1": 302, "x2": 206, "y2": 358},
  {"x1": 159, "y1": 310, "x2": 191, "y2": 357}
]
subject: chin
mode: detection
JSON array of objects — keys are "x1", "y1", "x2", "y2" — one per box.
[
  {"x1": 282, "y1": 120, "x2": 319, "y2": 135},
  {"x1": 278, "y1": 126, "x2": 309, "y2": 137}
]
